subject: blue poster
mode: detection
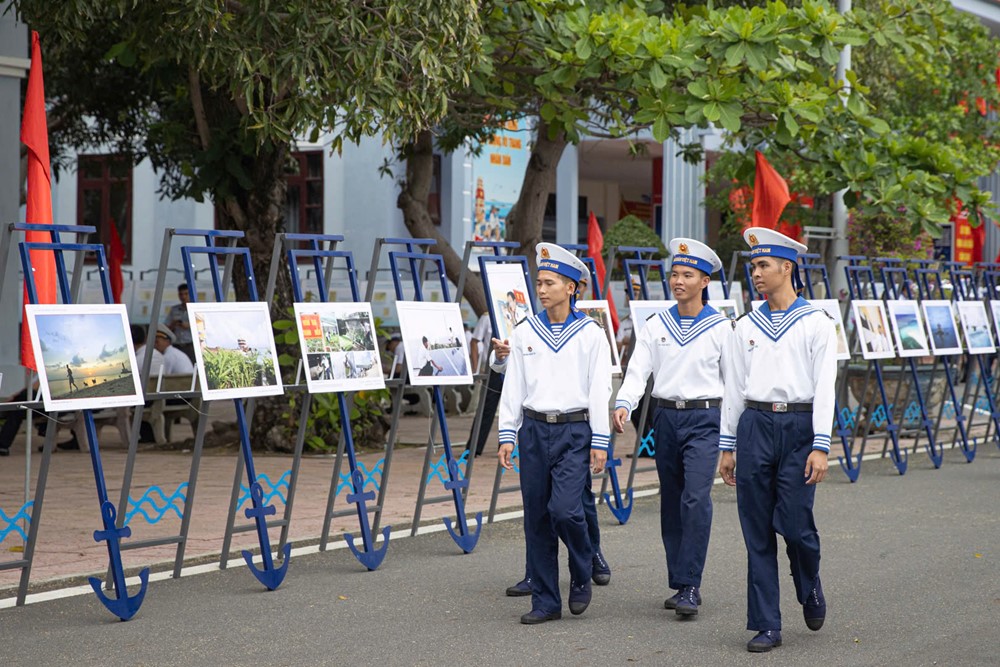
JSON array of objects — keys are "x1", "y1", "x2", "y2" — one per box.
[{"x1": 471, "y1": 119, "x2": 532, "y2": 243}]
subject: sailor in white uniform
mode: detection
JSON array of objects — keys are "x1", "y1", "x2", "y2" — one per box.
[
  {"x1": 497, "y1": 242, "x2": 612, "y2": 624},
  {"x1": 613, "y1": 238, "x2": 730, "y2": 618},
  {"x1": 719, "y1": 227, "x2": 837, "y2": 653}
]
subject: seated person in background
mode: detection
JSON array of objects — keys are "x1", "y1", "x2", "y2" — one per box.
[
  {"x1": 132, "y1": 324, "x2": 165, "y2": 377},
  {"x1": 153, "y1": 324, "x2": 195, "y2": 375}
]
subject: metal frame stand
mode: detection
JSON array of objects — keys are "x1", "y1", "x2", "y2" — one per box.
[
  {"x1": 381, "y1": 239, "x2": 482, "y2": 552},
  {"x1": 181, "y1": 242, "x2": 290, "y2": 590},
  {"x1": 281, "y1": 232, "x2": 391, "y2": 570},
  {"x1": 19, "y1": 224, "x2": 149, "y2": 620}
]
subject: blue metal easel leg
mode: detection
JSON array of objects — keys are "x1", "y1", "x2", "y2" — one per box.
[
  {"x1": 833, "y1": 399, "x2": 861, "y2": 482},
  {"x1": 82, "y1": 411, "x2": 149, "y2": 620},
  {"x1": 234, "y1": 401, "x2": 290, "y2": 590},
  {"x1": 873, "y1": 363, "x2": 907, "y2": 475},
  {"x1": 338, "y1": 393, "x2": 391, "y2": 570},
  {"x1": 433, "y1": 387, "x2": 482, "y2": 553}
]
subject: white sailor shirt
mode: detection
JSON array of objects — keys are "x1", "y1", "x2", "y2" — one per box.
[
  {"x1": 720, "y1": 297, "x2": 838, "y2": 453},
  {"x1": 498, "y1": 309, "x2": 613, "y2": 451},
  {"x1": 615, "y1": 304, "x2": 731, "y2": 416}
]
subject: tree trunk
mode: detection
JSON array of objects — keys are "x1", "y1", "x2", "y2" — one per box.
[
  {"x1": 505, "y1": 120, "x2": 568, "y2": 272},
  {"x1": 397, "y1": 130, "x2": 488, "y2": 315},
  {"x1": 213, "y1": 140, "x2": 299, "y2": 452}
]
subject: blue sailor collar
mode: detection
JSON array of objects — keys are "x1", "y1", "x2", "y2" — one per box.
[
  {"x1": 748, "y1": 296, "x2": 821, "y2": 341},
  {"x1": 528, "y1": 308, "x2": 594, "y2": 353},
  {"x1": 659, "y1": 303, "x2": 727, "y2": 346}
]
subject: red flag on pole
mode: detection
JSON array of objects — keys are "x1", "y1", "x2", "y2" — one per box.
[
  {"x1": 586, "y1": 211, "x2": 619, "y2": 333},
  {"x1": 751, "y1": 150, "x2": 791, "y2": 231},
  {"x1": 109, "y1": 219, "x2": 125, "y2": 304},
  {"x1": 20, "y1": 31, "x2": 58, "y2": 370}
]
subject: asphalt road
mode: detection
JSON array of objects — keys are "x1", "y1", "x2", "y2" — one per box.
[{"x1": 2, "y1": 449, "x2": 998, "y2": 667}]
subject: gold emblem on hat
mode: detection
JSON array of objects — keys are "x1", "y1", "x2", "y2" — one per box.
[
  {"x1": 678, "y1": 243, "x2": 689, "y2": 254},
  {"x1": 748, "y1": 234, "x2": 759, "y2": 246},
  {"x1": 540, "y1": 247, "x2": 550, "y2": 259}
]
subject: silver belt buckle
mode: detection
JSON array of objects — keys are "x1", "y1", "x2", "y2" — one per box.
[
  {"x1": 772, "y1": 402, "x2": 788, "y2": 413},
  {"x1": 675, "y1": 400, "x2": 686, "y2": 410},
  {"x1": 546, "y1": 413, "x2": 558, "y2": 423}
]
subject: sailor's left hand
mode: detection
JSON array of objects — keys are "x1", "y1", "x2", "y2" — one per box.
[
  {"x1": 590, "y1": 448, "x2": 607, "y2": 474},
  {"x1": 804, "y1": 450, "x2": 828, "y2": 485}
]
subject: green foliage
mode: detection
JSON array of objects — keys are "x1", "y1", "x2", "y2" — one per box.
[
  {"x1": 203, "y1": 348, "x2": 277, "y2": 390},
  {"x1": 603, "y1": 215, "x2": 668, "y2": 258}
]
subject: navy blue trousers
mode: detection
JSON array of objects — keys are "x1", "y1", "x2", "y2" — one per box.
[
  {"x1": 653, "y1": 406, "x2": 720, "y2": 589},
  {"x1": 520, "y1": 474, "x2": 600, "y2": 582},
  {"x1": 518, "y1": 418, "x2": 594, "y2": 614},
  {"x1": 735, "y1": 409, "x2": 821, "y2": 631}
]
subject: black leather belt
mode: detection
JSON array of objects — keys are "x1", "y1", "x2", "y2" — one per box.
[
  {"x1": 524, "y1": 408, "x2": 589, "y2": 424},
  {"x1": 656, "y1": 398, "x2": 721, "y2": 410},
  {"x1": 746, "y1": 400, "x2": 813, "y2": 413}
]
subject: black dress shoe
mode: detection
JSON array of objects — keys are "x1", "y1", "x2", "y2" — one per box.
[
  {"x1": 0, "y1": 448, "x2": 9, "y2": 457},
  {"x1": 747, "y1": 630, "x2": 782, "y2": 653},
  {"x1": 675, "y1": 585, "x2": 700, "y2": 617},
  {"x1": 803, "y1": 578, "x2": 826, "y2": 631},
  {"x1": 506, "y1": 577, "x2": 532, "y2": 597},
  {"x1": 520, "y1": 609, "x2": 561, "y2": 624},
  {"x1": 568, "y1": 581, "x2": 592, "y2": 615},
  {"x1": 592, "y1": 549, "x2": 611, "y2": 586}
]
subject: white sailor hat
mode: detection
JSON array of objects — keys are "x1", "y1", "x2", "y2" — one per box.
[
  {"x1": 743, "y1": 227, "x2": 807, "y2": 263},
  {"x1": 536, "y1": 242, "x2": 587, "y2": 283},
  {"x1": 668, "y1": 237, "x2": 722, "y2": 275}
]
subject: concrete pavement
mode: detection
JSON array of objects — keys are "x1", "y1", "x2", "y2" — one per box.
[{"x1": 0, "y1": 451, "x2": 997, "y2": 666}]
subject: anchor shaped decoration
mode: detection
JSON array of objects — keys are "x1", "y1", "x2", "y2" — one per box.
[
  {"x1": 181, "y1": 244, "x2": 290, "y2": 589},
  {"x1": 19, "y1": 228, "x2": 151, "y2": 620},
  {"x1": 240, "y1": 481, "x2": 291, "y2": 590},
  {"x1": 602, "y1": 445, "x2": 633, "y2": 524},
  {"x1": 282, "y1": 236, "x2": 393, "y2": 569},
  {"x1": 88, "y1": 500, "x2": 150, "y2": 621},
  {"x1": 339, "y1": 394, "x2": 391, "y2": 569},
  {"x1": 835, "y1": 403, "x2": 862, "y2": 482},
  {"x1": 434, "y1": 388, "x2": 483, "y2": 553}
]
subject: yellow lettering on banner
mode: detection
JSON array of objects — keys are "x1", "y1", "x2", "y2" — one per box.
[
  {"x1": 502, "y1": 155, "x2": 511, "y2": 166},
  {"x1": 505, "y1": 120, "x2": 519, "y2": 131},
  {"x1": 490, "y1": 153, "x2": 502, "y2": 165},
  {"x1": 510, "y1": 138, "x2": 522, "y2": 150}
]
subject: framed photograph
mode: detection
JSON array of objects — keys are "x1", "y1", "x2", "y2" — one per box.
[
  {"x1": 851, "y1": 300, "x2": 896, "y2": 360},
  {"x1": 708, "y1": 299, "x2": 739, "y2": 321},
  {"x1": 921, "y1": 300, "x2": 963, "y2": 356},
  {"x1": 187, "y1": 301, "x2": 283, "y2": 400},
  {"x1": 989, "y1": 301, "x2": 1000, "y2": 344},
  {"x1": 575, "y1": 299, "x2": 623, "y2": 374},
  {"x1": 956, "y1": 301, "x2": 996, "y2": 355},
  {"x1": 480, "y1": 259, "x2": 533, "y2": 343},
  {"x1": 396, "y1": 301, "x2": 473, "y2": 386},
  {"x1": 886, "y1": 300, "x2": 930, "y2": 358},
  {"x1": 629, "y1": 300, "x2": 672, "y2": 335},
  {"x1": 809, "y1": 299, "x2": 851, "y2": 361},
  {"x1": 26, "y1": 303, "x2": 144, "y2": 412},
  {"x1": 293, "y1": 303, "x2": 385, "y2": 393}
]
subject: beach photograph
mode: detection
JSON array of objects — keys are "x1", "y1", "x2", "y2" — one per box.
[
  {"x1": 396, "y1": 301, "x2": 473, "y2": 387},
  {"x1": 26, "y1": 303, "x2": 144, "y2": 412},
  {"x1": 922, "y1": 300, "x2": 963, "y2": 355},
  {"x1": 294, "y1": 302, "x2": 385, "y2": 393},
  {"x1": 886, "y1": 300, "x2": 930, "y2": 358},
  {"x1": 708, "y1": 299, "x2": 739, "y2": 321},
  {"x1": 188, "y1": 302, "x2": 283, "y2": 400},
  {"x1": 575, "y1": 300, "x2": 623, "y2": 374},
  {"x1": 956, "y1": 301, "x2": 996, "y2": 354}
]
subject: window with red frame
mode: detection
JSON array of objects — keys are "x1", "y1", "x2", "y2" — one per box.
[
  {"x1": 285, "y1": 151, "x2": 324, "y2": 234},
  {"x1": 77, "y1": 154, "x2": 132, "y2": 262}
]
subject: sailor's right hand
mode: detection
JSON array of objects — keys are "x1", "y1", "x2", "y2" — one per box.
[
  {"x1": 498, "y1": 443, "x2": 514, "y2": 470},
  {"x1": 491, "y1": 338, "x2": 511, "y2": 361}
]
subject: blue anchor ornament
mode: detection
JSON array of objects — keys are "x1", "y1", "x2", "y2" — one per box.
[
  {"x1": 434, "y1": 387, "x2": 482, "y2": 553},
  {"x1": 240, "y1": 483, "x2": 291, "y2": 590},
  {"x1": 835, "y1": 403, "x2": 862, "y2": 483},
  {"x1": 88, "y1": 501, "x2": 150, "y2": 621},
  {"x1": 339, "y1": 394, "x2": 391, "y2": 570},
  {"x1": 602, "y1": 448, "x2": 633, "y2": 524}
]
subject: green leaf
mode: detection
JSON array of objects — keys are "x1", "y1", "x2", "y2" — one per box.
[
  {"x1": 649, "y1": 63, "x2": 667, "y2": 90},
  {"x1": 652, "y1": 114, "x2": 670, "y2": 143}
]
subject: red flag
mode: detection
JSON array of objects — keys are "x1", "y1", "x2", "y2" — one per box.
[
  {"x1": 751, "y1": 150, "x2": 791, "y2": 230},
  {"x1": 20, "y1": 31, "x2": 57, "y2": 370},
  {"x1": 586, "y1": 211, "x2": 619, "y2": 333},
  {"x1": 109, "y1": 219, "x2": 125, "y2": 304}
]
